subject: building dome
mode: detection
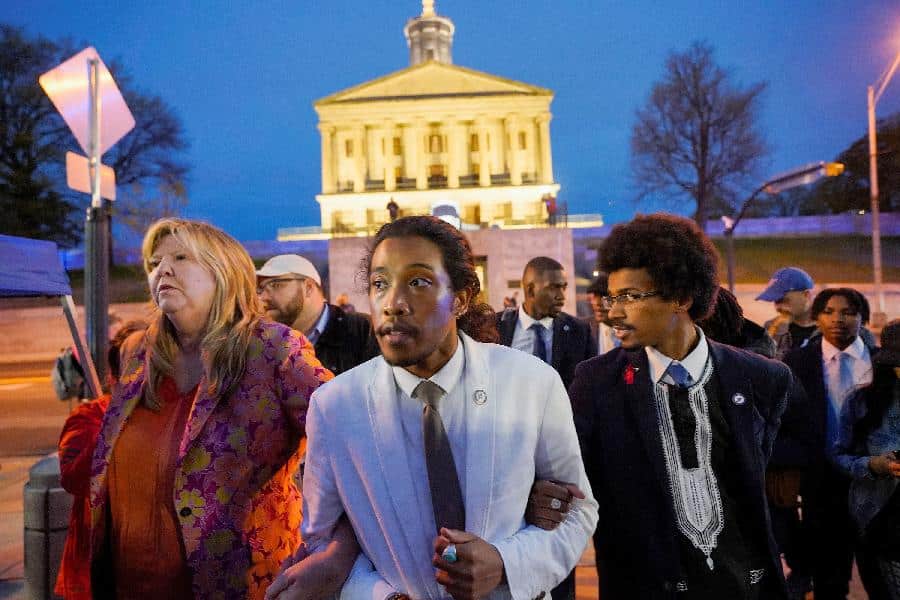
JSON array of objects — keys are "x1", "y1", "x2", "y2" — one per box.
[{"x1": 404, "y1": 0, "x2": 455, "y2": 65}]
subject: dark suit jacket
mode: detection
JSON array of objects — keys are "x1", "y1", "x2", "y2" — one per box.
[
  {"x1": 781, "y1": 337, "x2": 878, "y2": 474},
  {"x1": 314, "y1": 304, "x2": 380, "y2": 376},
  {"x1": 570, "y1": 342, "x2": 792, "y2": 599},
  {"x1": 496, "y1": 308, "x2": 594, "y2": 389}
]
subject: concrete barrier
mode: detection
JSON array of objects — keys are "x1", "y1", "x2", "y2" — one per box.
[{"x1": 23, "y1": 454, "x2": 71, "y2": 600}]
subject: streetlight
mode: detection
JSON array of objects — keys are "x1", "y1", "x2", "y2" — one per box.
[
  {"x1": 722, "y1": 162, "x2": 844, "y2": 293},
  {"x1": 867, "y1": 49, "x2": 900, "y2": 326}
]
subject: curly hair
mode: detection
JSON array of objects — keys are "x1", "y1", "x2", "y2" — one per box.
[
  {"x1": 599, "y1": 213, "x2": 720, "y2": 321},
  {"x1": 810, "y1": 287, "x2": 869, "y2": 323},
  {"x1": 361, "y1": 216, "x2": 499, "y2": 343}
]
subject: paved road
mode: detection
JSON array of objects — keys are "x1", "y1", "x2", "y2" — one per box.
[{"x1": 0, "y1": 360, "x2": 69, "y2": 457}]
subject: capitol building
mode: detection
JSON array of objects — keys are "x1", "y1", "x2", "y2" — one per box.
[{"x1": 279, "y1": 1, "x2": 601, "y2": 310}]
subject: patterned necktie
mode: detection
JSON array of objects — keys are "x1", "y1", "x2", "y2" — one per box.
[
  {"x1": 666, "y1": 361, "x2": 693, "y2": 389},
  {"x1": 529, "y1": 323, "x2": 548, "y2": 363},
  {"x1": 413, "y1": 380, "x2": 465, "y2": 532}
]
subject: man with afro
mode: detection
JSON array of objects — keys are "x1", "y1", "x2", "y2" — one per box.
[{"x1": 566, "y1": 213, "x2": 794, "y2": 599}]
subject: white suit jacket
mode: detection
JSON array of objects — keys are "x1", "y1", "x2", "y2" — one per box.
[{"x1": 302, "y1": 332, "x2": 598, "y2": 600}]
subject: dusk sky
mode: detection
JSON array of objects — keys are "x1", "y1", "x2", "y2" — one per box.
[{"x1": 4, "y1": 1, "x2": 900, "y2": 242}]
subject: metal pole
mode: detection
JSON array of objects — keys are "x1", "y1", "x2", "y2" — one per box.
[
  {"x1": 867, "y1": 85, "x2": 886, "y2": 324},
  {"x1": 726, "y1": 228, "x2": 736, "y2": 294},
  {"x1": 85, "y1": 58, "x2": 109, "y2": 385}
]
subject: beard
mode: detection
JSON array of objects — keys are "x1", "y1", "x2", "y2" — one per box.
[{"x1": 267, "y1": 296, "x2": 303, "y2": 327}]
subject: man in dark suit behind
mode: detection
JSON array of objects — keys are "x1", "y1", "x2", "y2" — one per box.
[
  {"x1": 496, "y1": 256, "x2": 593, "y2": 390},
  {"x1": 496, "y1": 256, "x2": 592, "y2": 600},
  {"x1": 568, "y1": 214, "x2": 791, "y2": 599},
  {"x1": 783, "y1": 287, "x2": 880, "y2": 600}
]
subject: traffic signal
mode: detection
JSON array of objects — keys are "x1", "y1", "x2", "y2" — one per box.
[{"x1": 824, "y1": 162, "x2": 845, "y2": 177}]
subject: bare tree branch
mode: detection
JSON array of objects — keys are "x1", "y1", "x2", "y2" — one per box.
[{"x1": 630, "y1": 41, "x2": 769, "y2": 225}]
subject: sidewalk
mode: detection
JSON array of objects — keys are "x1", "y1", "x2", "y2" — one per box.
[{"x1": 0, "y1": 455, "x2": 42, "y2": 599}]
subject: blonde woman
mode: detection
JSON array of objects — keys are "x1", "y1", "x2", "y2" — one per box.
[{"x1": 88, "y1": 218, "x2": 332, "y2": 599}]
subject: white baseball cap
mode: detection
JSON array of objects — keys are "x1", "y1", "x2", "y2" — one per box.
[{"x1": 256, "y1": 254, "x2": 321, "y2": 286}]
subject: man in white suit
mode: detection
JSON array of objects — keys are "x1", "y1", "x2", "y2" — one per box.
[{"x1": 270, "y1": 216, "x2": 597, "y2": 600}]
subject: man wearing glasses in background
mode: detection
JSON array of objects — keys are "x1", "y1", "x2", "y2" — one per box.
[
  {"x1": 565, "y1": 214, "x2": 794, "y2": 599},
  {"x1": 257, "y1": 254, "x2": 379, "y2": 375}
]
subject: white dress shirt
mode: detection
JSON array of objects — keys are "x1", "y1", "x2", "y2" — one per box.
[
  {"x1": 821, "y1": 336, "x2": 873, "y2": 438},
  {"x1": 511, "y1": 305, "x2": 554, "y2": 363},
  {"x1": 597, "y1": 322, "x2": 619, "y2": 356},
  {"x1": 644, "y1": 327, "x2": 710, "y2": 385},
  {"x1": 391, "y1": 338, "x2": 468, "y2": 532}
]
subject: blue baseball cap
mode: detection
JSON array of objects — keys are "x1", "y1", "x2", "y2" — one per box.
[{"x1": 756, "y1": 267, "x2": 815, "y2": 301}]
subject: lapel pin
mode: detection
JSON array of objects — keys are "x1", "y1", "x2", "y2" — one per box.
[
  {"x1": 473, "y1": 390, "x2": 487, "y2": 405},
  {"x1": 732, "y1": 393, "x2": 746, "y2": 406},
  {"x1": 563, "y1": 324, "x2": 570, "y2": 332}
]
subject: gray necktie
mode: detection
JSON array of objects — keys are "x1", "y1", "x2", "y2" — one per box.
[{"x1": 414, "y1": 380, "x2": 465, "y2": 532}]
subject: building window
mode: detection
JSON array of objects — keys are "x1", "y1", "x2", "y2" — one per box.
[
  {"x1": 393, "y1": 136, "x2": 402, "y2": 156},
  {"x1": 518, "y1": 131, "x2": 527, "y2": 150},
  {"x1": 428, "y1": 133, "x2": 443, "y2": 154},
  {"x1": 429, "y1": 164, "x2": 446, "y2": 177},
  {"x1": 469, "y1": 133, "x2": 479, "y2": 152},
  {"x1": 345, "y1": 139, "x2": 353, "y2": 157}
]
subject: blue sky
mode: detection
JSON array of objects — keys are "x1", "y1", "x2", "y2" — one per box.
[{"x1": 5, "y1": 1, "x2": 900, "y2": 242}]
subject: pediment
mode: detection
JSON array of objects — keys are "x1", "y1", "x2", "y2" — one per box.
[{"x1": 316, "y1": 61, "x2": 551, "y2": 105}]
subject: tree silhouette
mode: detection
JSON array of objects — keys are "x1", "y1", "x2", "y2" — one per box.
[{"x1": 631, "y1": 41, "x2": 769, "y2": 225}]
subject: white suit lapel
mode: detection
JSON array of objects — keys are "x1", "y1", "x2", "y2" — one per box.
[
  {"x1": 367, "y1": 358, "x2": 428, "y2": 574},
  {"x1": 460, "y1": 333, "x2": 496, "y2": 538}
]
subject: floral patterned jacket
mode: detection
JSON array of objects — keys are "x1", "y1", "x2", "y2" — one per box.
[{"x1": 89, "y1": 320, "x2": 332, "y2": 599}]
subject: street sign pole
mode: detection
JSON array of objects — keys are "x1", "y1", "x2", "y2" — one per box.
[{"x1": 85, "y1": 58, "x2": 109, "y2": 385}]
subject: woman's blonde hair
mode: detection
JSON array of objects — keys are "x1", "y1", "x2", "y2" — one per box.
[{"x1": 141, "y1": 218, "x2": 263, "y2": 409}]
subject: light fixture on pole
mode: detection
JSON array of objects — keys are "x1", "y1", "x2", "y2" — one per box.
[
  {"x1": 867, "y1": 49, "x2": 900, "y2": 327},
  {"x1": 722, "y1": 162, "x2": 844, "y2": 293}
]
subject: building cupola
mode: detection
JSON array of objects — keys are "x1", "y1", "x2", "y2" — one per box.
[{"x1": 404, "y1": 0, "x2": 455, "y2": 65}]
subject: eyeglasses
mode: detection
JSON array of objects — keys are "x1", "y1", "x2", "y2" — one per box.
[
  {"x1": 600, "y1": 290, "x2": 661, "y2": 310},
  {"x1": 257, "y1": 277, "x2": 305, "y2": 294}
]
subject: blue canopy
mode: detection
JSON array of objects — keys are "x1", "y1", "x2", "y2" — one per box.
[{"x1": 0, "y1": 234, "x2": 72, "y2": 297}]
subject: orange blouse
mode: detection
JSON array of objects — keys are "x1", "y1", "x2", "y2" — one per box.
[{"x1": 107, "y1": 377, "x2": 197, "y2": 598}]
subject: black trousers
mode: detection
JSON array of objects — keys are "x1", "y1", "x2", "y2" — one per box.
[{"x1": 803, "y1": 468, "x2": 855, "y2": 600}]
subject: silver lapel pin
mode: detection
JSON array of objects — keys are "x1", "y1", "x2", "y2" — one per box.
[
  {"x1": 473, "y1": 390, "x2": 487, "y2": 405},
  {"x1": 732, "y1": 393, "x2": 746, "y2": 406}
]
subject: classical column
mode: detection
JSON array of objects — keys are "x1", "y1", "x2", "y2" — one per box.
[
  {"x1": 447, "y1": 118, "x2": 461, "y2": 188},
  {"x1": 505, "y1": 114, "x2": 522, "y2": 186},
  {"x1": 318, "y1": 124, "x2": 336, "y2": 194},
  {"x1": 476, "y1": 117, "x2": 490, "y2": 187},
  {"x1": 384, "y1": 120, "x2": 397, "y2": 192},
  {"x1": 353, "y1": 124, "x2": 366, "y2": 193},
  {"x1": 414, "y1": 118, "x2": 428, "y2": 190},
  {"x1": 536, "y1": 113, "x2": 553, "y2": 184}
]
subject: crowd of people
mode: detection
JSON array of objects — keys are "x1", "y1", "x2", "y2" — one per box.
[{"x1": 51, "y1": 212, "x2": 898, "y2": 599}]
